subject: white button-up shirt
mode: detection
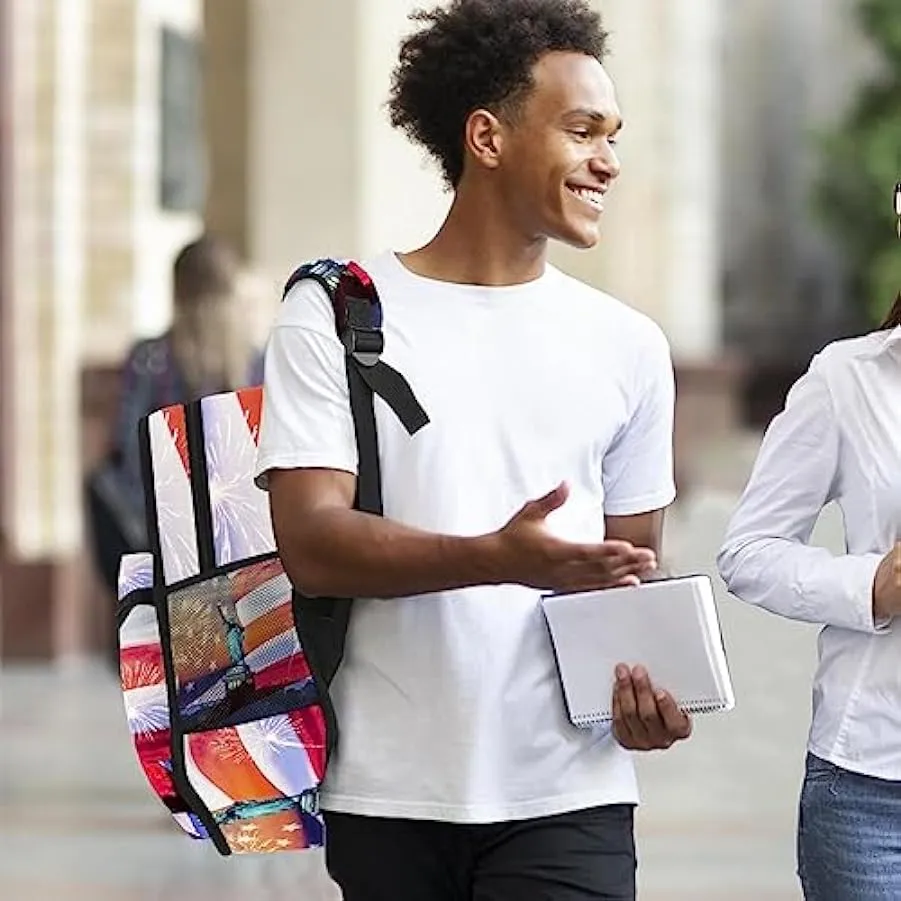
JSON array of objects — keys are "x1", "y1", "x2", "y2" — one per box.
[{"x1": 718, "y1": 328, "x2": 901, "y2": 780}]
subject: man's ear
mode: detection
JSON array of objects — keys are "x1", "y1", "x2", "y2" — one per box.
[{"x1": 464, "y1": 109, "x2": 504, "y2": 173}]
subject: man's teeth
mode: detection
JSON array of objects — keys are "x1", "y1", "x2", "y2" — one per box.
[{"x1": 570, "y1": 187, "x2": 604, "y2": 209}]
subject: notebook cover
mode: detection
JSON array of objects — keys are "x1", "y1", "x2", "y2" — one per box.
[{"x1": 541, "y1": 576, "x2": 735, "y2": 726}]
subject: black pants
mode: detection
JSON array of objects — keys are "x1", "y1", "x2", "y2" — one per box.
[{"x1": 323, "y1": 805, "x2": 636, "y2": 901}]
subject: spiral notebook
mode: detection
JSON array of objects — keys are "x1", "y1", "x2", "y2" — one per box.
[{"x1": 541, "y1": 575, "x2": 735, "y2": 727}]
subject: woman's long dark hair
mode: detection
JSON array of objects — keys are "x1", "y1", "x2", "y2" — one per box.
[{"x1": 880, "y1": 292, "x2": 901, "y2": 330}]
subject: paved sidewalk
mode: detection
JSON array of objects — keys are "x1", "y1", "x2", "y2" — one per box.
[{"x1": 2, "y1": 435, "x2": 834, "y2": 900}]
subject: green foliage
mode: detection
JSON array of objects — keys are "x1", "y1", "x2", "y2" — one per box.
[{"x1": 815, "y1": 0, "x2": 901, "y2": 322}]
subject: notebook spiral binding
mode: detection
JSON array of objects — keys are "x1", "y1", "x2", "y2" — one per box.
[{"x1": 572, "y1": 697, "x2": 730, "y2": 727}]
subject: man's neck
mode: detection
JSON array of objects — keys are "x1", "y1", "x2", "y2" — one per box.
[{"x1": 400, "y1": 183, "x2": 548, "y2": 287}]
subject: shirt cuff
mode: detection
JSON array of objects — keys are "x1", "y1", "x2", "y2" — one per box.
[{"x1": 847, "y1": 553, "x2": 891, "y2": 634}]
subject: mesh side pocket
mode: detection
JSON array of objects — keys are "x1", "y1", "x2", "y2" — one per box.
[
  {"x1": 168, "y1": 558, "x2": 322, "y2": 734},
  {"x1": 118, "y1": 572, "x2": 208, "y2": 840}
]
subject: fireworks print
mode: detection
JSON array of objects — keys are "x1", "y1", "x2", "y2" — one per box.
[
  {"x1": 117, "y1": 551, "x2": 327, "y2": 853},
  {"x1": 202, "y1": 389, "x2": 277, "y2": 567},
  {"x1": 117, "y1": 313, "x2": 361, "y2": 856},
  {"x1": 148, "y1": 407, "x2": 200, "y2": 584}
]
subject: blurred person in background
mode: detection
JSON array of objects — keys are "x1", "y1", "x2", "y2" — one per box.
[
  {"x1": 718, "y1": 283, "x2": 901, "y2": 899},
  {"x1": 87, "y1": 234, "x2": 264, "y2": 610}
]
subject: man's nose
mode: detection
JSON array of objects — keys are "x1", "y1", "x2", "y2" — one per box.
[{"x1": 591, "y1": 146, "x2": 620, "y2": 182}]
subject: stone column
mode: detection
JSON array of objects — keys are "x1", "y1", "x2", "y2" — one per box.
[
  {"x1": 3, "y1": 0, "x2": 88, "y2": 659},
  {"x1": 82, "y1": 0, "x2": 138, "y2": 366},
  {"x1": 354, "y1": 0, "x2": 452, "y2": 259},
  {"x1": 203, "y1": 0, "x2": 251, "y2": 259},
  {"x1": 572, "y1": 0, "x2": 723, "y2": 361},
  {"x1": 245, "y1": 0, "x2": 447, "y2": 285},
  {"x1": 663, "y1": 0, "x2": 722, "y2": 363},
  {"x1": 587, "y1": 0, "x2": 739, "y2": 490}
]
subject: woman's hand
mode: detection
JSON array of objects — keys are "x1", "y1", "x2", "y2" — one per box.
[{"x1": 872, "y1": 541, "x2": 901, "y2": 623}]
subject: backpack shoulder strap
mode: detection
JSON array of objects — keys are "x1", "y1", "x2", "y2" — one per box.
[
  {"x1": 282, "y1": 258, "x2": 429, "y2": 515},
  {"x1": 282, "y1": 258, "x2": 346, "y2": 309},
  {"x1": 281, "y1": 259, "x2": 429, "y2": 709},
  {"x1": 283, "y1": 259, "x2": 383, "y2": 365}
]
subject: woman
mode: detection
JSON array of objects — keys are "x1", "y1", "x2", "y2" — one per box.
[
  {"x1": 718, "y1": 293, "x2": 901, "y2": 899},
  {"x1": 88, "y1": 234, "x2": 263, "y2": 595}
]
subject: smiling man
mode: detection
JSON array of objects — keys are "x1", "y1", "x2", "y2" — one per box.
[{"x1": 256, "y1": 1, "x2": 690, "y2": 899}]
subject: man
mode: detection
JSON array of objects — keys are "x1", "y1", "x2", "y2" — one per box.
[{"x1": 255, "y1": 1, "x2": 691, "y2": 898}]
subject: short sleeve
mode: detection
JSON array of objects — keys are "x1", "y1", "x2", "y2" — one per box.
[
  {"x1": 601, "y1": 323, "x2": 676, "y2": 516},
  {"x1": 253, "y1": 280, "x2": 358, "y2": 489}
]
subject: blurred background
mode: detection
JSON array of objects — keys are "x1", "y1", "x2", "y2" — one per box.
[{"x1": 1, "y1": 0, "x2": 900, "y2": 899}]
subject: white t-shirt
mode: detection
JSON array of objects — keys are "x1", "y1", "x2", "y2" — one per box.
[{"x1": 255, "y1": 251, "x2": 676, "y2": 823}]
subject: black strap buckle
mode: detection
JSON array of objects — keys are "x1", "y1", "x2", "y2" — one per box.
[
  {"x1": 341, "y1": 294, "x2": 383, "y2": 366},
  {"x1": 342, "y1": 325, "x2": 384, "y2": 367}
]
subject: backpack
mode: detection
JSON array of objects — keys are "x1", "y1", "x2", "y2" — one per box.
[{"x1": 116, "y1": 259, "x2": 429, "y2": 855}]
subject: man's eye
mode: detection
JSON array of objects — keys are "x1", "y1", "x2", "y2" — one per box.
[{"x1": 570, "y1": 129, "x2": 591, "y2": 139}]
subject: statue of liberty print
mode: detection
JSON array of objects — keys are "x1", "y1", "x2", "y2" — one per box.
[
  {"x1": 217, "y1": 597, "x2": 252, "y2": 694},
  {"x1": 215, "y1": 789, "x2": 320, "y2": 827}
]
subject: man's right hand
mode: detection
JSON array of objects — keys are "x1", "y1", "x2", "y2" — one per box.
[
  {"x1": 872, "y1": 541, "x2": 901, "y2": 623},
  {"x1": 490, "y1": 482, "x2": 657, "y2": 592}
]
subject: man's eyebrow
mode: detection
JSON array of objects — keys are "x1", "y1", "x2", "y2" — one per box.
[{"x1": 565, "y1": 108, "x2": 624, "y2": 132}]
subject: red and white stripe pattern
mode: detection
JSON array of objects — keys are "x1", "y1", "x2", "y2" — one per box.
[
  {"x1": 201, "y1": 387, "x2": 276, "y2": 567},
  {"x1": 148, "y1": 405, "x2": 199, "y2": 585}
]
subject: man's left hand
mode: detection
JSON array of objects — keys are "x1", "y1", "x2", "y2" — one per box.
[{"x1": 611, "y1": 664, "x2": 693, "y2": 751}]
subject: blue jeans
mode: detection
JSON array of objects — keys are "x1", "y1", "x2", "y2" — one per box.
[{"x1": 798, "y1": 753, "x2": 901, "y2": 900}]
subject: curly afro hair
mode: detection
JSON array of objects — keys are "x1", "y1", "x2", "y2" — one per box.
[{"x1": 388, "y1": 0, "x2": 610, "y2": 189}]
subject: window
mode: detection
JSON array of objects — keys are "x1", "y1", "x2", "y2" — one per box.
[{"x1": 159, "y1": 26, "x2": 205, "y2": 212}]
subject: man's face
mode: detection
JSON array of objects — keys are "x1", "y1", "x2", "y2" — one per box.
[{"x1": 497, "y1": 52, "x2": 622, "y2": 249}]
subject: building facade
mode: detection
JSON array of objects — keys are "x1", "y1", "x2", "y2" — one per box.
[
  {"x1": 1, "y1": 0, "x2": 204, "y2": 660},
  {"x1": 1, "y1": 0, "x2": 871, "y2": 660}
]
